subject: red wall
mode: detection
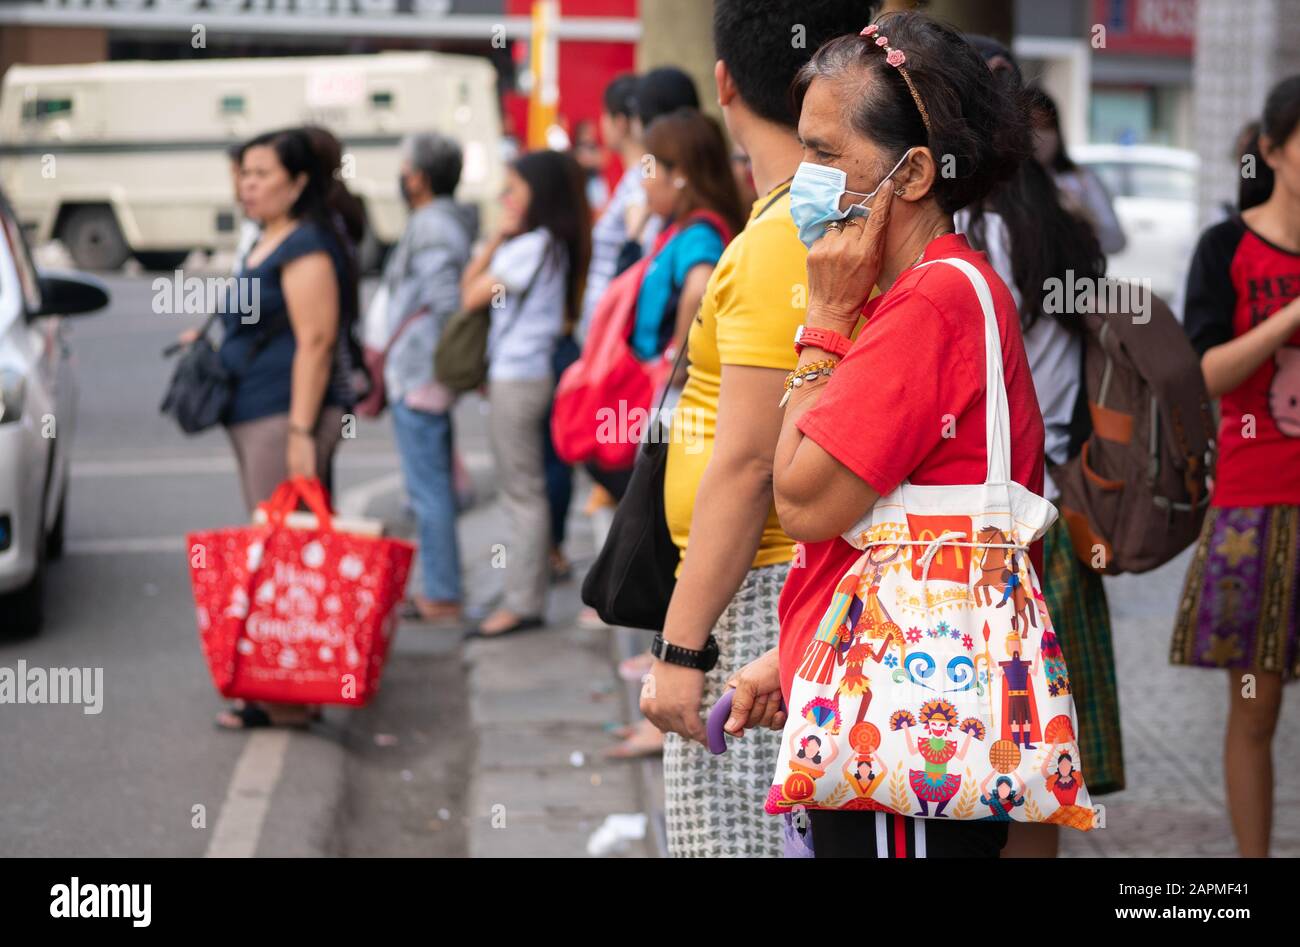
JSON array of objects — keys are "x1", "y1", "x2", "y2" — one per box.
[{"x1": 503, "y1": 0, "x2": 637, "y2": 143}]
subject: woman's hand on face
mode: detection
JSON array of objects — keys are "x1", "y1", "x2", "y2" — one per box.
[
  {"x1": 286, "y1": 430, "x2": 317, "y2": 481},
  {"x1": 804, "y1": 184, "x2": 894, "y2": 330},
  {"x1": 723, "y1": 648, "x2": 787, "y2": 738}
]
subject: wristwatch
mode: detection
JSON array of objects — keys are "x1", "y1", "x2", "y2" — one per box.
[
  {"x1": 651, "y1": 634, "x2": 720, "y2": 672},
  {"x1": 794, "y1": 325, "x2": 853, "y2": 359}
]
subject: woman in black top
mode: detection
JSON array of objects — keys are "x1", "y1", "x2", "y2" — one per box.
[{"x1": 213, "y1": 127, "x2": 358, "y2": 729}]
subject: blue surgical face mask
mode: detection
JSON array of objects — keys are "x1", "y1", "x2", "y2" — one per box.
[{"x1": 789, "y1": 148, "x2": 914, "y2": 248}]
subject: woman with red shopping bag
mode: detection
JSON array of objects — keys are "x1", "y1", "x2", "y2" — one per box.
[{"x1": 196, "y1": 127, "x2": 364, "y2": 729}]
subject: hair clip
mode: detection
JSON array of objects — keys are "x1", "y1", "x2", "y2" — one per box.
[{"x1": 859, "y1": 22, "x2": 931, "y2": 134}]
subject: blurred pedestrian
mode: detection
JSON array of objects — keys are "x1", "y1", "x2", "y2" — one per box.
[
  {"x1": 461, "y1": 150, "x2": 590, "y2": 637},
  {"x1": 637, "y1": 0, "x2": 868, "y2": 857},
  {"x1": 212, "y1": 126, "x2": 360, "y2": 729},
  {"x1": 572, "y1": 118, "x2": 610, "y2": 211},
  {"x1": 725, "y1": 9, "x2": 1040, "y2": 860},
  {"x1": 636, "y1": 108, "x2": 744, "y2": 370},
  {"x1": 1234, "y1": 120, "x2": 1273, "y2": 213},
  {"x1": 382, "y1": 132, "x2": 477, "y2": 626},
  {"x1": 1172, "y1": 74, "x2": 1300, "y2": 857},
  {"x1": 614, "y1": 68, "x2": 702, "y2": 275},
  {"x1": 1028, "y1": 87, "x2": 1127, "y2": 255},
  {"x1": 959, "y1": 36, "x2": 1122, "y2": 859}
]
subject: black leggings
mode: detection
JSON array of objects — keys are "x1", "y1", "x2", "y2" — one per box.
[{"x1": 808, "y1": 810, "x2": 1008, "y2": 858}]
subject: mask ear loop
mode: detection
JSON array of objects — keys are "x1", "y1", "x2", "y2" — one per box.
[{"x1": 844, "y1": 147, "x2": 915, "y2": 217}]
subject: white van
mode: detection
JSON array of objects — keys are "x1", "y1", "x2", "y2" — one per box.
[{"x1": 0, "y1": 52, "x2": 503, "y2": 270}]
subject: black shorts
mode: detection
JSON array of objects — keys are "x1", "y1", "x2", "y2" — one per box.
[{"x1": 808, "y1": 810, "x2": 1008, "y2": 858}]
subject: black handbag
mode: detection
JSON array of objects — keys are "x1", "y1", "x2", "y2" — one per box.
[
  {"x1": 160, "y1": 311, "x2": 285, "y2": 434},
  {"x1": 580, "y1": 341, "x2": 688, "y2": 631},
  {"x1": 579, "y1": 183, "x2": 790, "y2": 630}
]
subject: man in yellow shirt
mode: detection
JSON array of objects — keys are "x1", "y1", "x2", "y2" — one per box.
[{"x1": 639, "y1": 0, "x2": 872, "y2": 858}]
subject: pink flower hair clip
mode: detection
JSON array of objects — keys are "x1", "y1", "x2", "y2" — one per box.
[{"x1": 858, "y1": 22, "x2": 931, "y2": 133}]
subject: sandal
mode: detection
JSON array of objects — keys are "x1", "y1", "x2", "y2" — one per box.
[{"x1": 215, "y1": 703, "x2": 312, "y2": 731}]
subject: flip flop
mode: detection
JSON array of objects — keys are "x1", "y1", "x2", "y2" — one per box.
[
  {"x1": 463, "y1": 616, "x2": 545, "y2": 641},
  {"x1": 214, "y1": 703, "x2": 311, "y2": 731}
]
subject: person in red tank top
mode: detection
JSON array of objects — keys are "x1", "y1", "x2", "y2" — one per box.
[{"x1": 720, "y1": 12, "x2": 1044, "y2": 859}]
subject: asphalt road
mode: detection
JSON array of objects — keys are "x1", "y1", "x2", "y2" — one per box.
[{"x1": 0, "y1": 273, "x2": 474, "y2": 857}]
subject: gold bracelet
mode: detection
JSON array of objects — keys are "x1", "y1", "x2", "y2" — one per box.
[{"x1": 779, "y1": 358, "x2": 837, "y2": 407}]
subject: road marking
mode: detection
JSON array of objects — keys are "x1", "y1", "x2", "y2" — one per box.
[
  {"x1": 205, "y1": 730, "x2": 291, "y2": 858},
  {"x1": 66, "y1": 536, "x2": 186, "y2": 555},
  {"x1": 336, "y1": 471, "x2": 405, "y2": 519},
  {"x1": 71, "y1": 450, "x2": 491, "y2": 479}
]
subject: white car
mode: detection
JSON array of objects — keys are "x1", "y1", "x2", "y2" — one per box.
[
  {"x1": 1071, "y1": 144, "x2": 1200, "y2": 305},
  {"x1": 0, "y1": 188, "x2": 108, "y2": 635}
]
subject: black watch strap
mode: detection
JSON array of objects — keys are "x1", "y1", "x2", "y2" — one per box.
[{"x1": 651, "y1": 634, "x2": 719, "y2": 672}]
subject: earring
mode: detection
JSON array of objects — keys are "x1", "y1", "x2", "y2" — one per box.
[
  {"x1": 673, "y1": 177, "x2": 686, "y2": 190},
  {"x1": 893, "y1": 186, "x2": 905, "y2": 196}
]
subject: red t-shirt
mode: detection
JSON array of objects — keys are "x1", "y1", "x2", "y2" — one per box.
[
  {"x1": 778, "y1": 234, "x2": 1045, "y2": 704},
  {"x1": 1182, "y1": 216, "x2": 1300, "y2": 507}
]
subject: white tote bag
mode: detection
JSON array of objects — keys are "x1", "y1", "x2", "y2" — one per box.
[{"x1": 765, "y1": 258, "x2": 1096, "y2": 831}]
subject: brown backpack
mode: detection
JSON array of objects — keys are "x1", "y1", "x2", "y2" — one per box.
[{"x1": 1050, "y1": 281, "x2": 1216, "y2": 574}]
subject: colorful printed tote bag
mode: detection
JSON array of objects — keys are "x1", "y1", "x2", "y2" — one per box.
[{"x1": 766, "y1": 258, "x2": 1096, "y2": 831}]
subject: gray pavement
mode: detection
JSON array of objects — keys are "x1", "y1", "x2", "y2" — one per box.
[{"x1": 1, "y1": 271, "x2": 1296, "y2": 857}]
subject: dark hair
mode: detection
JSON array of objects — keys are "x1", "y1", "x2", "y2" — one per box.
[
  {"x1": 643, "y1": 108, "x2": 747, "y2": 236},
  {"x1": 964, "y1": 34, "x2": 1022, "y2": 87},
  {"x1": 712, "y1": 0, "x2": 877, "y2": 128},
  {"x1": 603, "y1": 73, "x2": 639, "y2": 119},
  {"x1": 1027, "y1": 86, "x2": 1075, "y2": 173},
  {"x1": 632, "y1": 67, "x2": 699, "y2": 128},
  {"x1": 241, "y1": 126, "x2": 359, "y2": 322},
  {"x1": 511, "y1": 149, "x2": 592, "y2": 331},
  {"x1": 962, "y1": 41, "x2": 1105, "y2": 332},
  {"x1": 300, "y1": 125, "x2": 367, "y2": 248},
  {"x1": 1257, "y1": 75, "x2": 1300, "y2": 205},
  {"x1": 1235, "y1": 121, "x2": 1272, "y2": 212},
  {"x1": 793, "y1": 11, "x2": 1030, "y2": 214}
]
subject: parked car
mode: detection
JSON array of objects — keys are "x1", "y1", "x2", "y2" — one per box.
[
  {"x1": 1072, "y1": 144, "x2": 1199, "y2": 305},
  {"x1": 0, "y1": 187, "x2": 108, "y2": 635}
]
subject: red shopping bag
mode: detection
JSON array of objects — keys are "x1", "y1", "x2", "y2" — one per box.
[
  {"x1": 186, "y1": 477, "x2": 414, "y2": 706},
  {"x1": 550, "y1": 210, "x2": 733, "y2": 471}
]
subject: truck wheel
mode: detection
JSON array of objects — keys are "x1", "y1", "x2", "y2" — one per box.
[
  {"x1": 134, "y1": 251, "x2": 190, "y2": 271},
  {"x1": 60, "y1": 206, "x2": 130, "y2": 271}
]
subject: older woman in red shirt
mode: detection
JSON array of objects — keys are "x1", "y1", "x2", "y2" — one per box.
[{"x1": 725, "y1": 11, "x2": 1045, "y2": 859}]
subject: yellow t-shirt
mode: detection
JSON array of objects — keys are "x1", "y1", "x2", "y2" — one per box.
[{"x1": 664, "y1": 186, "x2": 808, "y2": 571}]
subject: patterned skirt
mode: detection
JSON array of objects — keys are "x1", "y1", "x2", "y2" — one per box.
[
  {"x1": 1041, "y1": 517, "x2": 1126, "y2": 795},
  {"x1": 1171, "y1": 504, "x2": 1300, "y2": 682},
  {"x1": 663, "y1": 563, "x2": 787, "y2": 858}
]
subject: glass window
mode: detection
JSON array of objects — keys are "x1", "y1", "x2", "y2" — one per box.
[
  {"x1": 21, "y1": 97, "x2": 73, "y2": 121},
  {"x1": 1085, "y1": 162, "x2": 1128, "y2": 199},
  {"x1": 370, "y1": 90, "x2": 394, "y2": 109},
  {"x1": 220, "y1": 94, "x2": 246, "y2": 115},
  {"x1": 1128, "y1": 164, "x2": 1195, "y2": 202}
]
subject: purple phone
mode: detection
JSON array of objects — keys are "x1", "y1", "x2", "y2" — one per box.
[{"x1": 706, "y1": 689, "x2": 786, "y2": 755}]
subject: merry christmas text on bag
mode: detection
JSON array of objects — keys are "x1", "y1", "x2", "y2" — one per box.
[
  {"x1": 186, "y1": 477, "x2": 414, "y2": 707},
  {"x1": 766, "y1": 259, "x2": 1097, "y2": 831}
]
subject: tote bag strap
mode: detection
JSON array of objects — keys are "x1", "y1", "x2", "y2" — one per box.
[{"x1": 914, "y1": 257, "x2": 1011, "y2": 486}]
